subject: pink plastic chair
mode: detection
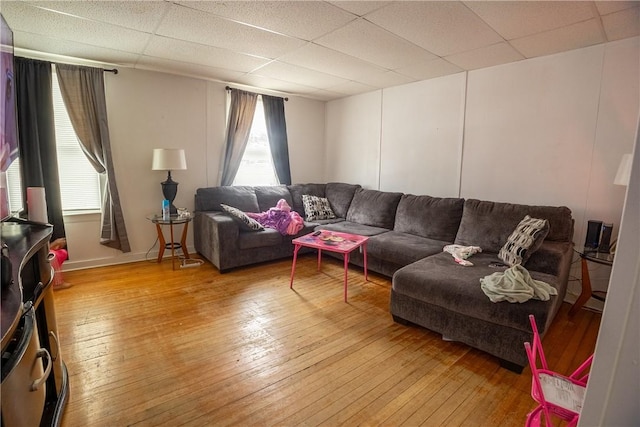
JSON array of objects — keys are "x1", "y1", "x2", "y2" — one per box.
[{"x1": 524, "y1": 314, "x2": 593, "y2": 427}]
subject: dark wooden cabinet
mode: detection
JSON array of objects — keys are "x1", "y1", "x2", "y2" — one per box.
[{"x1": 1, "y1": 219, "x2": 69, "y2": 426}]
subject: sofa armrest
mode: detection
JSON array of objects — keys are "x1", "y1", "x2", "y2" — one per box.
[{"x1": 194, "y1": 211, "x2": 240, "y2": 271}]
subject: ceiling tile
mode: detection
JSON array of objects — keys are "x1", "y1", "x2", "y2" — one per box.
[
  {"x1": 157, "y1": 4, "x2": 305, "y2": 59},
  {"x1": 235, "y1": 74, "x2": 318, "y2": 95},
  {"x1": 305, "y1": 88, "x2": 347, "y2": 101},
  {"x1": 279, "y1": 43, "x2": 388, "y2": 81},
  {"x1": 176, "y1": 1, "x2": 356, "y2": 41},
  {"x1": 252, "y1": 61, "x2": 349, "y2": 89},
  {"x1": 3, "y1": 1, "x2": 151, "y2": 53},
  {"x1": 395, "y1": 58, "x2": 464, "y2": 81},
  {"x1": 595, "y1": 1, "x2": 638, "y2": 15},
  {"x1": 329, "y1": 1, "x2": 392, "y2": 17},
  {"x1": 136, "y1": 56, "x2": 246, "y2": 82},
  {"x1": 326, "y1": 80, "x2": 378, "y2": 96},
  {"x1": 24, "y1": 1, "x2": 169, "y2": 33},
  {"x1": 365, "y1": 1, "x2": 503, "y2": 56},
  {"x1": 14, "y1": 31, "x2": 140, "y2": 66},
  {"x1": 144, "y1": 36, "x2": 269, "y2": 73},
  {"x1": 315, "y1": 18, "x2": 437, "y2": 70},
  {"x1": 356, "y1": 70, "x2": 414, "y2": 89},
  {"x1": 464, "y1": 1, "x2": 595, "y2": 40},
  {"x1": 511, "y1": 19, "x2": 606, "y2": 58},
  {"x1": 446, "y1": 42, "x2": 525, "y2": 71},
  {"x1": 601, "y1": 6, "x2": 640, "y2": 41}
]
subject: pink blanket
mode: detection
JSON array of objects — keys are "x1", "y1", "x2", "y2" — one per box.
[{"x1": 246, "y1": 199, "x2": 304, "y2": 235}]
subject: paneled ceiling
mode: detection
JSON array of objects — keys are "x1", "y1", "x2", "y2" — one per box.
[{"x1": 2, "y1": 1, "x2": 639, "y2": 101}]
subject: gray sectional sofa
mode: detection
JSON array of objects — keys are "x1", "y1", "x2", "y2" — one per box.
[{"x1": 193, "y1": 183, "x2": 574, "y2": 372}]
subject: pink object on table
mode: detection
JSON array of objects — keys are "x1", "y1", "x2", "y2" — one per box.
[{"x1": 289, "y1": 230, "x2": 369, "y2": 302}]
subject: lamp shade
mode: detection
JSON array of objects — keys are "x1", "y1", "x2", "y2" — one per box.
[
  {"x1": 614, "y1": 153, "x2": 632, "y2": 186},
  {"x1": 152, "y1": 148, "x2": 187, "y2": 171}
]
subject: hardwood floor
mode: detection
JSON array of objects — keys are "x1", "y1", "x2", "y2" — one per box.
[{"x1": 53, "y1": 255, "x2": 601, "y2": 426}]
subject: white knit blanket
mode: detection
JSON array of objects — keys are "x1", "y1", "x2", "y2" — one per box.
[{"x1": 480, "y1": 264, "x2": 557, "y2": 303}]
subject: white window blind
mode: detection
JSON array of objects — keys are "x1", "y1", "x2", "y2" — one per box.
[
  {"x1": 233, "y1": 96, "x2": 279, "y2": 186},
  {"x1": 6, "y1": 159, "x2": 22, "y2": 213},
  {"x1": 52, "y1": 70, "x2": 102, "y2": 212}
]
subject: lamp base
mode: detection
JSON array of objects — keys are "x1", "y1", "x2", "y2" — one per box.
[{"x1": 161, "y1": 173, "x2": 179, "y2": 215}]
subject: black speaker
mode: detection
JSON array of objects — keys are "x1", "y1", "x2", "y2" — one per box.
[
  {"x1": 584, "y1": 220, "x2": 602, "y2": 251},
  {"x1": 599, "y1": 223, "x2": 613, "y2": 253}
]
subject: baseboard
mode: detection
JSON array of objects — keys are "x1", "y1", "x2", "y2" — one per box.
[{"x1": 63, "y1": 246, "x2": 197, "y2": 271}]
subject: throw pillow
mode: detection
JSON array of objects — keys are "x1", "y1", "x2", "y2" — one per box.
[
  {"x1": 220, "y1": 204, "x2": 263, "y2": 232},
  {"x1": 302, "y1": 195, "x2": 336, "y2": 221},
  {"x1": 498, "y1": 215, "x2": 550, "y2": 266}
]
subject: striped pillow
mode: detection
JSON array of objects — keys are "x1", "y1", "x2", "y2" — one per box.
[{"x1": 498, "y1": 215, "x2": 549, "y2": 266}]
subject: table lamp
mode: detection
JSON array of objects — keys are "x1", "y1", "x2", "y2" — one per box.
[{"x1": 152, "y1": 148, "x2": 187, "y2": 215}]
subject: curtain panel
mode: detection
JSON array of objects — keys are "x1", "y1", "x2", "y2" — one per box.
[
  {"x1": 220, "y1": 89, "x2": 258, "y2": 186},
  {"x1": 15, "y1": 57, "x2": 66, "y2": 240},
  {"x1": 55, "y1": 63, "x2": 130, "y2": 252},
  {"x1": 262, "y1": 95, "x2": 292, "y2": 185}
]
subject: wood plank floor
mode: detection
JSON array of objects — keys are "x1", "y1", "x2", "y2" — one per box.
[{"x1": 53, "y1": 255, "x2": 601, "y2": 427}]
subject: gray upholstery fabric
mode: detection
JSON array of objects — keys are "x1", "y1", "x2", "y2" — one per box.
[
  {"x1": 394, "y1": 194, "x2": 464, "y2": 242},
  {"x1": 367, "y1": 231, "x2": 449, "y2": 266},
  {"x1": 346, "y1": 189, "x2": 402, "y2": 229},
  {"x1": 454, "y1": 199, "x2": 573, "y2": 253},
  {"x1": 238, "y1": 228, "x2": 283, "y2": 250},
  {"x1": 287, "y1": 183, "x2": 326, "y2": 216},
  {"x1": 255, "y1": 185, "x2": 293, "y2": 212},
  {"x1": 195, "y1": 186, "x2": 259, "y2": 212},
  {"x1": 317, "y1": 220, "x2": 389, "y2": 236},
  {"x1": 325, "y1": 182, "x2": 360, "y2": 218}
]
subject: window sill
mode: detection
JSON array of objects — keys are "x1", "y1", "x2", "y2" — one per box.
[{"x1": 63, "y1": 210, "x2": 101, "y2": 223}]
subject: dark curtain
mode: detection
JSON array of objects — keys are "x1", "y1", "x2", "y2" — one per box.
[
  {"x1": 263, "y1": 95, "x2": 291, "y2": 185},
  {"x1": 15, "y1": 57, "x2": 66, "y2": 240},
  {"x1": 55, "y1": 64, "x2": 130, "y2": 252},
  {"x1": 220, "y1": 89, "x2": 258, "y2": 186}
]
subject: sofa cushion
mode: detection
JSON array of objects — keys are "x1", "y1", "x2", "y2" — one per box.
[
  {"x1": 498, "y1": 216, "x2": 550, "y2": 266},
  {"x1": 394, "y1": 194, "x2": 464, "y2": 242},
  {"x1": 288, "y1": 183, "x2": 326, "y2": 216},
  {"x1": 220, "y1": 204, "x2": 264, "y2": 231},
  {"x1": 195, "y1": 186, "x2": 259, "y2": 213},
  {"x1": 454, "y1": 199, "x2": 573, "y2": 252},
  {"x1": 367, "y1": 231, "x2": 450, "y2": 266},
  {"x1": 318, "y1": 220, "x2": 389, "y2": 237},
  {"x1": 325, "y1": 182, "x2": 360, "y2": 218},
  {"x1": 255, "y1": 185, "x2": 293, "y2": 212},
  {"x1": 238, "y1": 228, "x2": 283, "y2": 250},
  {"x1": 392, "y1": 252, "x2": 559, "y2": 332},
  {"x1": 302, "y1": 195, "x2": 336, "y2": 221},
  {"x1": 346, "y1": 189, "x2": 402, "y2": 229}
]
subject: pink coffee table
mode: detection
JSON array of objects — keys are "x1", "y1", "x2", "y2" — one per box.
[{"x1": 290, "y1": 230, "x2": 369, "y2": 302}]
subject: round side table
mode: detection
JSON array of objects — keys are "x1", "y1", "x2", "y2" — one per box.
[
  {"x1": 147, "y1": 214, "x2": 192, "y2": 269},
  {"x1": 569, "y1": 249, "x2": 613, "y2": 315}
]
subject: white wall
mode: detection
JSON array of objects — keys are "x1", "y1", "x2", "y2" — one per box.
[
  {"x1": 64, "y1": 68, "x2": 326, "y2": 269},
  {"x1": 380, "y1": 73, "x2": 466, "y2": 196}
]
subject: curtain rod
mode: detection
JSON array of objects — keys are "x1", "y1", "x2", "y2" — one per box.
[
  {"x1": 103, "y1": 68, "x2": 118, "y2": 74},
  {"x1": 225, "y1": 85, "x2": 288, "y2": 101}
]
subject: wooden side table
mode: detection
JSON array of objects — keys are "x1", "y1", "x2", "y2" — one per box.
[
  {"x1": 569, "y1": 250, "x2": 613, "y2": 315},
  {"x1": 147, "y1": 214, "x2": 192, "y2": 269}
]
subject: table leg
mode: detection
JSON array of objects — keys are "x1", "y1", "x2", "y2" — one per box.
[
  {"x1": 290, "y1": 244, "x2": 301, "y2": 289},
  {"x1": 317, "y1": 249, "x2": 322, "y2": 271},
  {"x1": 180, "y1": 221, "x2": 190, "y2": 259},
  {"x1": 569, "y1": 257, "x2": 592, "y2": 316},
  {"x1": 363, "y1": 242, "x2": 368, "y2": 281},
  {"x1": 156, "y1": 223, "x2": 165, "y2": 263},
  {"x1": 170, "y1": 221, "x2": 176, "y2": 270},
  {"x1": 344, "y1": 253, "x2": 349, "y2": 302}
]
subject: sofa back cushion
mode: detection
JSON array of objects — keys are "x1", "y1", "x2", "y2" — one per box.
[
  {"x1": 287, "y1": 183, "x2": 326, "y2": 216},
  {"x1": 195, "y1": 186, "x2": 259, "y2": 213},
  {"x1": 255, "y1": 185, "x2": 293, "y2": 212},
  {"x1": 325, "y1": 182, "x2": 361, "y2": 218},
  {"x1": 346, "y1": 189, "x2": 402, "y2": 229},
  {"x1": 454, "y1": 199, "x2": 573, "y2": 253},
  {"x1": 394, "y1": 194, "x2": 465, "y2": 242}
]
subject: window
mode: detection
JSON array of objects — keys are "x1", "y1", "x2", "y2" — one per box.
[
  {"x1": 5, "y1": 70, "x2": 102, "y2": 214},
  {"x1": 52, "y1": 70, "x2": 102, "y2": 212},
  {"x1": 233, "y1": 96, "x2": 278, "y2": 186}
]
